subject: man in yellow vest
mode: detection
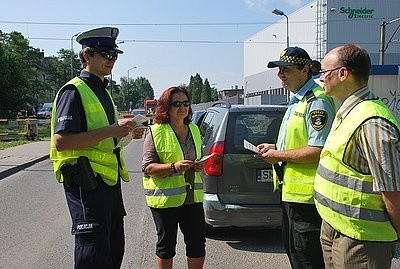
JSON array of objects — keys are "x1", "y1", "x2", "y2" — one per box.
[
  {"x1": 315, "y1": 44, "x2": 400, "y2": 268},
  {"x1": 50, "y1": 27, "x2": 143, "y2": 269},
  {"x1": 257, "y1": 47, "x2": 335, "y2": 268}
]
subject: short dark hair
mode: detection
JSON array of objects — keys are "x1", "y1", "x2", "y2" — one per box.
[
  {"x1": 294, "y1": 60, "x2": 321, "y2": 77},
  {"x1": 78, "y1": 47, "x2": 96, "y2": 68},
  {"x1": 153, "y1": 86, "x2": 193, "y2": 125},
  {"x1": 336, "y1": 44, "x2": 371, "y2": 83}
]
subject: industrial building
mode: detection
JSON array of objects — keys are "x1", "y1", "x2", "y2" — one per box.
[{"x1": 244, "y1": 0, "x2": 400, "y2": 106}]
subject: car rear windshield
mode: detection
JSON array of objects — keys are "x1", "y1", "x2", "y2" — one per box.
[{"x1": 226, "y1": 112, "x2": 283, "y2": 154}]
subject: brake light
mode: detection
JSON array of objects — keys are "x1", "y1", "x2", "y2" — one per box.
[{"x1": 205, "y1": 141, "x2": 224, "y2": 176}]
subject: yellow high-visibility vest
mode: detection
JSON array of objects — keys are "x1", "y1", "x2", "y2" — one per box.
[
  {"x1": 50, "y1": 77, "x2": 129, "y2": 185},
  {"x1": 143, "y1": 123, "x2": 203, "y2": 208},
  {"x1": 315, "y1": 99, "x2": 399, "y2": 241},
  {"x1": 279, "y1": 86, "x2": 334, "y2": 203}
]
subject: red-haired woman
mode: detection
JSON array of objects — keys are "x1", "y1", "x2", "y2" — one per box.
[{"x1": 142, "y1": 86, "x2": 206, "y2": 269}]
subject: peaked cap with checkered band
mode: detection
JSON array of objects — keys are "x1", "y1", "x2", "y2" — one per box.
[{"x1": 267, "y1": 47, "x2": 312, "y2": 68}]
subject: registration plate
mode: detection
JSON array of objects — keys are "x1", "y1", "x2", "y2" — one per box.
[{"x1": 256, "y1": 169, "x2": 273, "y2": 183}]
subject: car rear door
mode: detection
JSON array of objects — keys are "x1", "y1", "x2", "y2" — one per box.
[{"x1": 218, "y1": 110, "x2": 284, "y2": 205}]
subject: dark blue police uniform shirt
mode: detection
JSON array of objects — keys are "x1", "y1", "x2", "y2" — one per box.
[{"x1": 55, "y1": 70, "x2": 116, "y2": 135}]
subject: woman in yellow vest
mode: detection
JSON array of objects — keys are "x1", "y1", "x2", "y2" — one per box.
[{"x1": 142, "y1": 86, "x2": 205, "y2": 269}]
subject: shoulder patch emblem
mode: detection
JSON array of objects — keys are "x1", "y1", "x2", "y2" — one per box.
[{"x1": 310, "y1": 110, "x2": 327, "y2": 131}]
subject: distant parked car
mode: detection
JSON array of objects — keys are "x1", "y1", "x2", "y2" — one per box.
[
  {"x1": 37, "y1": 103, "x2": 53, "y2": 119},
  {"x1": 199, "y1": 102, "x2": 286, "y2": 229},
  {"x1": 130, "y1": 108, "x2": 147, "y2": 116}
]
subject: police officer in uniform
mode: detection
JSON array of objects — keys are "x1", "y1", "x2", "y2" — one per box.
[
  {"x1": 50, "y1": 27, "x2": 142, "y2": 269},
  {"x1": 257, "y1": 47, "x2": 335, "y2": 269}
]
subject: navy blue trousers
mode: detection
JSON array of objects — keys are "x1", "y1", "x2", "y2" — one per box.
[{"x1": 64, "y1": 178, "x2": 126, "y2": 269}]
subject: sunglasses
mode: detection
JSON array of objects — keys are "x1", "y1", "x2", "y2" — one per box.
[
  {"x1": 93, "y1": 51, "x2": 118, "y2": 60},
  {"x1": 170, "y1": 100, "x2": 191, "y2": 107}
]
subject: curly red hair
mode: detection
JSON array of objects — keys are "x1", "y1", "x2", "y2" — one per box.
[{"x1": 153, "y1": 86, "x2": 193, "y2": 125}]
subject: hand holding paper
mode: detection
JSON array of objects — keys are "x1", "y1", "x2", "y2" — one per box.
[
  {"x1": 195, "y1": 153, "x2": 216, "y2": 164},
  {"x1": 243, "y1": 139, "x2": 260, "y2": 154},
  {"x1": 131, "y1": 114, "x2": 149, "y2": 125},
  {"x1": 116, "y1": 115, "x2": 148, "y2": 148}
]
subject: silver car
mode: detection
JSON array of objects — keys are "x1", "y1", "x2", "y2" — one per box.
[{"x1": 199, "y1": 102, "x2": 286, "y2": 229}]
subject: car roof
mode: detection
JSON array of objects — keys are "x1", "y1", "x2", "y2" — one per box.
[{"x1": 207, "y1": 104, "x2": 287, "y2": 113}]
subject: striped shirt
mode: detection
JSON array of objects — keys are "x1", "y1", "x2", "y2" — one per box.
[{"x1": 333, "y1": 87, "x2": 400, "y2": 192}]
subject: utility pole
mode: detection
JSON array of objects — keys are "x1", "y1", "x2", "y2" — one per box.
[
  {"x1": 70, "y1": 32, "x2": 79, "y2": 79},
  {"x1": 379, "y1": 17, "x2": 400, "y2": 65}
]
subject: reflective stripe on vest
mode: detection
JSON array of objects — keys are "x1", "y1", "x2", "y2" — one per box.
[
  {"x1": 50, "y1": 77, "x2": 129, "y2": 186},
  {"x1": 144, "y1": 183, "x2": 204, "y2": 197},
  {"x1": 314, "y1": 99, "x2": 399, "y2": 241},
  {"x1": 280, "y1": 86, "x2": 334, "y2": 203},
  {"x1": 143, "y1": 123, "x2": 203, "y2": 208}
]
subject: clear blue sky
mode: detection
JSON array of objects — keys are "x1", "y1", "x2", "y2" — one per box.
[{"x1": 1, "y1": 0, "x2": 312, "y2": 98}]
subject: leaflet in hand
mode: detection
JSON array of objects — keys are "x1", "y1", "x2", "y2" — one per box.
[
  {"x1": 195, "y1": 153, "x2": 216, "y2": 164},
  {"x1": 243, "y1": 139, "x2": 260, "y2": 154},
  {"x1": 131, "y1": 114, "x2": 149, "y2": 125},
  {"x1": 115, "y1": 115, "x2": 148, "y2": 148}
]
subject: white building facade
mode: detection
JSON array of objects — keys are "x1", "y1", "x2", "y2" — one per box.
[{"x1": 244, "y1": 0, "x2": 400, "y2": 104}]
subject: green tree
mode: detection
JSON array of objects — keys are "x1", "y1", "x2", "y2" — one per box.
[
  {"x1": 117, "y1": 76, "x2": 154, "y2": 110},
  {"x1": 211, "y1": 86, "x2": 219, "y2": 101},
  {"x1": 47, "y1": 48, "x2": 79, "y2": 86},
  {"x1": 201, "y1": 78, "x2": 212, "y2": 103},
  {"x1": 134, "y1": 76, "x2": 154, "y2": 108},
  {"x1": 0, "y1": 31, "x2": 41, "y2": 117},
  {"x1": 188, "y1": 73, "x2": 203, "y2": 104}
]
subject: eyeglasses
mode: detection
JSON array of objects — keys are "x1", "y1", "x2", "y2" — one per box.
[
  {"x1": 93, "y1": 51, "x2": 118, "y2": 60},
  {"x1": 319, "y1": 66, "x2": 345, "y2": 76},
  {"x1": 170, "y1": 100, "x2": 191, "y2": 107}
]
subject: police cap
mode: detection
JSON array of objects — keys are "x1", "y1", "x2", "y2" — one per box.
[
  {"x1": 267, "y1": 47, "x2": 311, "y2": 68},
  {"x1": 76, "y1": 27, "x2": 123, "y2": 53}
]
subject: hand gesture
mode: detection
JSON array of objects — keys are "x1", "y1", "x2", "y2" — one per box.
[
  {"x1": 193, "y1": 161, "x2": 206, "y2": 172},
  {"x1": 132, "y1": 125, "x2": 145, "y2": 139},
  {"x1": 257, "y1": 143, "x2": 276, "y2": 154},
  {"x1": 174, "y1": 160, "x2": 194, "y2": 173},
  {"x1": 110, "y1": 119, "x2": 137, "y2": 138}
]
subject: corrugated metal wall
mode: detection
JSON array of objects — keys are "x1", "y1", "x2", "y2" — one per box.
[{"x1": 244, "y1": 0, "x2": 400, "y2": 104}]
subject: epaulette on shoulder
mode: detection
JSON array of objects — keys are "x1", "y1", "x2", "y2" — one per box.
[{"x1": 305, "y1": 90, "x2": 316, "y2": 103}]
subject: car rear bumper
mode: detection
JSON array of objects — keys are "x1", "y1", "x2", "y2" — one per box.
[{"x1": 203, "y1": 193, "x2": 282, "y2": 228}]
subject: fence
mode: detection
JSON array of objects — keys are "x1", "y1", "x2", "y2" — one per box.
[{"x1": 0, "y1": 118, "x2": 41, "y2": 141}]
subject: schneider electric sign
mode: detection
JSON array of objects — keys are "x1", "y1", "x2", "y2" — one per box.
[{"x1": 340, "y1": 7, "x2": 374, "y2": 19}]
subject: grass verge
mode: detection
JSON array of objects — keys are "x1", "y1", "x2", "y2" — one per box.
[{"x1": 0, "y1": 119, "x2": 51, "y2": 150}]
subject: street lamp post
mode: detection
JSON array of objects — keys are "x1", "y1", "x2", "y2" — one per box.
[
  {"x1": 272, "y1": 8, "x2": 289, "y2": 48},
  {"x1": 127, "y1": 66, "x2": 137, "y2": 84},
  {"x1": 379, "y1": 17, "x2": 400, "y2": 64},
  {"x1": 70, "y1": 32, "x2": 79, "y2": 79},
  {"x1": 125, "y1": 66, "x2": 137, "y2": 110}
]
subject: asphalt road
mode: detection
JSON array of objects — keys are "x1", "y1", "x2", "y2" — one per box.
[{"x1": 0, "y1": 139, "x2": 398, "y2": 268}]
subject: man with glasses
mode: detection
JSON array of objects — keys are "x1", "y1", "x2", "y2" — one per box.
[
  {"x1": 315, "y1": 44, "x2": 400, "y2": 268},
  {"x1": 257, "y1": 47, "x2": 335, "y2": 269},
  {"x1": 50, "y1": 27, "x2": 143, "y2": 268}
]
